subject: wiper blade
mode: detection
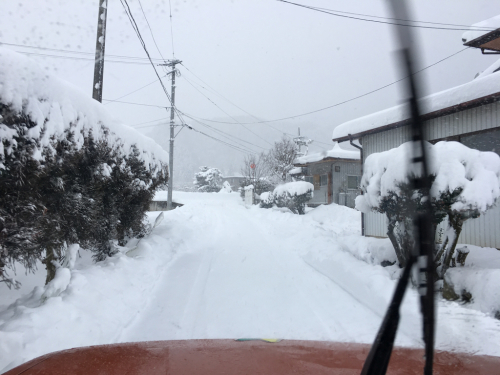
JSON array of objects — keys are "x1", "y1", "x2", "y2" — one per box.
[{"x1": 361, "y1": 1, "x2": 436, "y2": 374}]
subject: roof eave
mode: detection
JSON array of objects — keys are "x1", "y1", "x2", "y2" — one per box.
[
  {"x1": 332, "y1": 91, "x2": 500, "y2": 142},
  {"x1": 464, "y1": 28, "x2": 500, "y2": 51}
]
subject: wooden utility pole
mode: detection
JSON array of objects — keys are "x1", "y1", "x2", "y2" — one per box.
[
  {"x1": 160, "y1": 59, "x2": 182, "y2": 210},
  {"x1": 92, "y1": 0, "x2": 108, "y2": 102}
]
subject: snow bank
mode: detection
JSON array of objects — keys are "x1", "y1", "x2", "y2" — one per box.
[
  {"x1": 462, "y1": 14, "x2": 500, "y2": 44},
  {"x1": 356, "y1": 141, "x2": 500, "y2": 214},
  {"x1": 445, "y1": 245, "x2": 500, "y2": 316},
  {"x1": 274, "y1": 181, "x2": 313, "y2": 197},
  {"x1": 295, "y1": 143, "x2": 359, "y2": 164},
  {"x1": 332, "y1": 68, "x2": 500, "y2": 140},
  {"x1": 0, "y1": 47, "x2": 168, "y2": 172}
]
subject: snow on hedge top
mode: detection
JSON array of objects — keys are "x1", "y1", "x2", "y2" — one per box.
[
  {"x1": 0, "y1": 47, "x2": 168, "y2": 169},
  {"x1": 274, "y1": 181, "x2": 314, "y2": 196},
  {"x1": 462, "y1": 14, "x2": 500, "y2": 44},
  {"x1": 356, "y1": 141, "x2": 500, "y2": 214},
  {"x1": 332, "y1": 69, "x2": 500, "y2": 140},
  {"x1": 295, "y1": 143, "x2": 359, "y2": 164}
]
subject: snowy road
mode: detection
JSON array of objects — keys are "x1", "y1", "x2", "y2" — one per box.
[
  {"x1": 120, "y1": 199, "x2": 382, "y2": 343},
  {"x1": 2, "y1": 192, "x2": 500, "y2": 372}
]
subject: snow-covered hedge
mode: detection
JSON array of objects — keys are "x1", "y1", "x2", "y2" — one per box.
[
  {"x1": 260, "y1": 181, "x2": 314, "y2": 214},
  {"x1": 0, "y1": 48, "x2": 169, "y2": 287},
  {"x1": 356, "y1": 141, "x2": 500, "y2": 273}
]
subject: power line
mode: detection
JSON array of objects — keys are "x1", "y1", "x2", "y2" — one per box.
[
  {"x1": 132, "y1": 117, "x2": 169, "y2": 127},
  {"x1": 182, "y1": 47, "x2": 470, "y2": 124},
  {"x1": 11, "y1": 50, "x2": 153, "y2": 65},
  {"x1": 181, "y1": 74, "x2": 273, "y2": 145},
  {"x1": 178, "y1": 111, "x2": 267, "y2": 151},
  {"x1": 102, "y1": 99, "x2": 168, "y2": 108},
  {"x1": 168, "y1": 0, "x2": 175, "y2": 58},
  {"x1": 178, "y1": 64, "x2": 358, "y2": 147},
  {"x1": 277, "y1": 0, "x2": 497, "y2": 32},
  {"x1": 119, "y1": 0, "x2": 172, "y2": 105},
  {"x1": 310, "y1": 5, "x2": 496, "y2": 30},
  {"x1": 103, "y1": 78, "x2": 160, "y2": 105},
  {"x1": 190, "y1": 127, "x2": 255, "y2": 154},
  {"x1": 137, "y1": 0, "x2": 166, "y2": 61},
  {"x1": 0, "y1": 41, "x2": 164, "y2": 62}
]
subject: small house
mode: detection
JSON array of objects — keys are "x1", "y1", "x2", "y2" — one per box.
[
  {"x1": 292, "y1": 143, "x2": 361, "y2": 208},
  {"x1": 331, "y1": 16, "x2": 500, "y2": 247}
]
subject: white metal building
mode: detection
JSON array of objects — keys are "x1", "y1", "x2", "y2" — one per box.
[{"x1": 332, "y1": 57, "x2": 500, "y2": 248}]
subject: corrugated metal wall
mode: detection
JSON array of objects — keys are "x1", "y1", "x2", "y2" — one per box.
[{"x1": 362, "y1": 100, "x2": 500, "y2": 248}]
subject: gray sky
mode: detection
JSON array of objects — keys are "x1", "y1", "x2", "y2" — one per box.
[{"x1": 1, "y1": 0, "x2": 499, "y2": 183}]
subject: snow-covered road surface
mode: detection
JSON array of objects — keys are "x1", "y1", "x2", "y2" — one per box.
[
  {"x1": 120, "y1": 199, "x2": 382, "y2": 343},
  {"x1": 2, "y1": 191, "x2": 500, "y2": 373}
]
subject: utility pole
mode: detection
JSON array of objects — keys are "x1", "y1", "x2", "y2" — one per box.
[
  {"x1": 92, "y1": 0, "x2": 108, "y2": 102},
  {"x1": 293, "y1": 127, "x2": 313, "y2": 157},
  {"x1": 160, "y1": 59, "x2": 182, "y2": 210}
]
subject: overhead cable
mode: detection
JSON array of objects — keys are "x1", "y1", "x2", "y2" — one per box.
[{"x1": 278, "y1": 0, "x2": 497, "y2": 32}]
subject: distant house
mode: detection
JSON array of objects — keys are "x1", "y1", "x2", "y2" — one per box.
[
  {"x1": 292, "y1": 143, "x2": 361, "y2": 208},
  {"x1": 221, "y1": 174, "x2": 245, "y2": 191},
  {"x1": 331, "y1": 16, "x2": 500, "y2": 247}
]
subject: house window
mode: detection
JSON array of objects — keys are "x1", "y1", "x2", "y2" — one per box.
[
  {"x1": 313, "y1": 175, "x2": 321, "y2": 190},
  {"x1": 305, "y1": 176, "x2": 313, "y2": 184},
  {"x1": 347, "y1": 175, "x2": 360, "y2": 189},
  {"x1": 335, "y1": 166, "x2": 340, "y2": 172},
  {"x1": 320, "y1": 174, "x2": 328, "y2": 186}
]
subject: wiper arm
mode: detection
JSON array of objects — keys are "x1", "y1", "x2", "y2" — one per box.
[{"x1": 361, "y1": 1, "x2": 436, "y2": 374}]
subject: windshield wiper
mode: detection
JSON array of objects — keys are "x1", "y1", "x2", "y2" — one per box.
[{"x1": 360, "y1": 1, "x2": 436, "y2": 374}]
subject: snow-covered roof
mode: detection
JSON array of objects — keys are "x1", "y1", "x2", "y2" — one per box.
[
  {"x1": 332, "y1": 68, "x2": 500, "y2": 141},
  {"x1": 462, "y1": 14, "x2": 500, "y2": 44},
  {"x1": 0, "y1": 47, "x2": 168, "y2": 171},
  {"x1": 295, "y1": 143, "x2": 359, "y2": 164},
  {"x1": 477, "y1": 57, "x2": 500, "y2": 79},
  {"x1": 289, "y1": 167, "x2": 302, "y2": 175}
]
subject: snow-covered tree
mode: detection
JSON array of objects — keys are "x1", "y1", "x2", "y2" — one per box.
[
  {"x1": 263, "y1": 136, "x2": 298, "y2": 183},
  {"x1": 194, "y1": 166, "x2": 223, "y2": 192},
  {"x1": 356, "y1": 141, "x2": 500, "y2": 276}
]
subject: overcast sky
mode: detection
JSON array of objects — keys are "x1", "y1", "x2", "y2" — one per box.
[{"x1": 1, "y1": 0, "x2": 499, "y2": 182}]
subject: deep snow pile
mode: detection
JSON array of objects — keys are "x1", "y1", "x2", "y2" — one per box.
[
  {"x1": 0, "y1": 47, "x2": 168, "y2": 169},
  {"x1": 1, "y1": 193, "x2": 500, "y2": 373}
]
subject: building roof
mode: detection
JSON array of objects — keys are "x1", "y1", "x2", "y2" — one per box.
[
  {"x1": 295, "y1": 143, "x2": 359, "y2": 165},
  {"x1": 332, "y1": 69, "x2": 500, "y2": 142},
  {"x1": 462, "y1": 14, "x2": 500, "y2": 51}
]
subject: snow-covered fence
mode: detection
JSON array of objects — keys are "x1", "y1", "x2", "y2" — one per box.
[
  {"x1": 259, "y1": 181, "x2": 314, "y2": 215},
  {"x1": 356, "y1": 141, "x2": 500, "y2": 275},
  {"x1": 0, "y1": 48, "x2": 169, "y2": 287}
]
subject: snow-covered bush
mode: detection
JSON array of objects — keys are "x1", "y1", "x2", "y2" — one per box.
[
  {"x1": 0, "y1": 48, "x2": 169, "y2": 286},
  {"x1": 193, "y1": 166, "x2": 223, "y2": 192},
  {"x1": 259, "y1": 191, "x2": 274, "y2": 208},
  {"x1": 356, "y1": 141, "x2": 500, "y2": 275},
  {"x1": 271, "y1": 181, "x2": 314, "y2": 215},
  {"x1": 219, "y1": 181, "x2": 232, "y2": 193}
]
